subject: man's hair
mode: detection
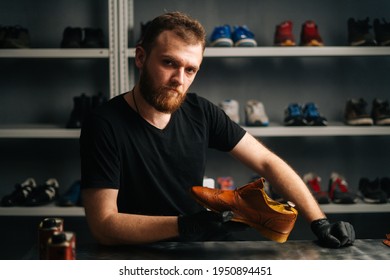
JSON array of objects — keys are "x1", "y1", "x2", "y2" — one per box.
[{"x1": 138, "y1": 11, "x2": 206, "y2": 53}]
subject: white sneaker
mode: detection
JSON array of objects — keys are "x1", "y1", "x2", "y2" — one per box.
[
  {"x1": 245, "y1": 99, "x2": 269, "y2": 126},
  {"x1": 219, "y1": 99, "x2": 240, "y2": 123}
]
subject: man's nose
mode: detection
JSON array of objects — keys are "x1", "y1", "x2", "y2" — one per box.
[{"x1": 171, "y1": 68, "x2": 185, "y2": 85}]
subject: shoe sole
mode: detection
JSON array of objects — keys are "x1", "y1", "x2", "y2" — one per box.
[
  {"x1": 274, "y1": 40, "x2": 296, "y2": 46},
  {"x1": 210, "y1": 38, "x2": 233, "y2": 47},
  {"x1": 345, "y1": 118, "x2": 374, "y2": 125},
  {"x1": 234, "y1": 38, "x2": 257, "y2": 47}
]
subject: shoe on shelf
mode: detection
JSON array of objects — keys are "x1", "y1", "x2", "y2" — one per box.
[
  {"x1": 380, "y1": 177, "x2": 390, "y2": 201},
  {"x1": 358, "y1": 177, "x2": 387, "y2": 204},
  {"x1": 245, "y1": 99, "x2": 269, "y2": 126},
  {"x1": 344, "y1": 98, "x2": 374, "y2": 125},
  {"x1": 82, "y1": 27, "x2": 104, "y2": 48},
  {"x1": 300, "y1": 20, "x2": 324, "y2": 46},
  {"x1": 25, "y1": 178, "x2": 59, "y2": 206},
  {"x1": 274, "y1": 20, "x2": 296, "y2": 46},
  {"x1": 328, "y1": 172, "x2": 358, "y2": 204},
  {"x1": 190, "y1": 178, "x2": 298, "y2": 243},
  {"x1": 57, "y1": 180, "x2": 82, "y2": 207},
  {"x1": 373, "y1": 18, "x2": 390, "y2": 46},
  {"x1": 371, "y1": 98, "x2": 390, "y2": 125},
  {"x1": 232, "y1": 25, "x2": 257, "y2": 47},
  {"x1": 61, "y1": 27, "x2": 82, "y2": 48},
  {"x1": 1, "y1": 178, "x2": 37, "y2": 206},
  {"x1": 284, "y1": 103, "x2": 307, "y2": 126},
  {"x1": 219, "y1": 99, "x2": 240, "y2": 124},
  {"x1": 217, "y1": 176, "x2": 236, "y2": 190},
  {"x1": 348, "y1": 17, "x2": 377, "y2": 46},
  {"x1": 209, "y1": 25, "x2": 233, "y2": 47},
  {"x1": 302, "y1": 173, "x2": 330, "y2": 204},
  {"x1": 302, "y1": 102, "x2": 328, "y2": 126},
  {"x1": 1, "y1": 25, "x2": 31, "y2": 48},
  {"x1": 66, "y1": 93, "x2": 92, "y2": 128}
]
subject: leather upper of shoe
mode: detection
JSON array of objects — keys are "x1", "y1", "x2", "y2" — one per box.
[{"x1": 191, "y1": 178, "x2": 298, "y2": 236}]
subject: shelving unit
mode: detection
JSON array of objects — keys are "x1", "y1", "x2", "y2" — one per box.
[
  {"x1": 0, "y1": 0, "x2": 389, "y2": 217},
  {"x1": 0, "y1": 0, "x2": 119, "y2": 215}
]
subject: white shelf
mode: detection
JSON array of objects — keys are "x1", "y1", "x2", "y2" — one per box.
[
  {"x1": 244, "y1": 123, "x2": 390, "y2": 137},
  {"x1": 320, "y1": 203, "x2": 390, "y2": 214},
  {"x1": 127, "y1": 46, "x2": 390, "y2": 58},
  {"x1": 1, "y1": 124, "x2": 389, "y2": 138},
  {"x1": 0, "y1": 49, "x2": 110, "y2": 58},
  {"x1": 0, "y1": 206, "x2": 84, "y2": 216},
  {"x1": 0, "y1": 127, "x2": 80, "y2": 138}
]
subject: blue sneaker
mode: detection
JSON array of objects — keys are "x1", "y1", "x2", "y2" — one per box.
[
  {"x1": 284, "y1": 103, "x2": 307, "y2": 126},
  {"x1": 232, "y1": 25, "x2": 257, "y2": 47},
  {"x1": 210, "y1": 25, "x2": 233, "y2": 47},
  {"x1": 303, "y1": 102, "x2": 328, "y2": 126}
]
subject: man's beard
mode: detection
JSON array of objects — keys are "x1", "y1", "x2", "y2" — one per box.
[{"x1": 139, "y1": 65, "x2": 187, "y2": 114}]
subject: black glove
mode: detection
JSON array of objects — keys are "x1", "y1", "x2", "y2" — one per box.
[
  {"x1": 178, "y1": 210, "x2": 247, "y2": 241},
  {"x1": 311, "y1": 218, "x2": 355, "y2": 248}
]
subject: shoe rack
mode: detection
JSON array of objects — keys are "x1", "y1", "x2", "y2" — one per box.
[
  {"x1": 121, "y1": 0, "x2": 390, "y2": 216},
  {"x1": 1, "y1": 0, "x2": 390, "y2": 217},
  {"x1": 0, "y1": 0, "x2": 119, "y2": 216}
]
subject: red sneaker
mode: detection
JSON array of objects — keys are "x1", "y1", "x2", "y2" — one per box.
[
  {"x1": 300, "y1": 20, "x2": 324, "y2": 46},
  {"x1": 274, "y1": 20, "x2": 296, "y2": 46}
]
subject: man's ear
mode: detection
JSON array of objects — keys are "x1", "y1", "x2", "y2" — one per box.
[{"x1": 135, "y1": 46, "x2": 146, "y2": 68}]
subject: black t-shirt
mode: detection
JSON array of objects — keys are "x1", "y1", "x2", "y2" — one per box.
[{"x1": 80, "y1": 92, "x2": 246, "y2": 216}]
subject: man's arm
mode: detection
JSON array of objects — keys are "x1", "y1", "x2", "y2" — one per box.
[
  {"x1": 229, "y1": 132, "x2": 325, "y2": 223},
  {"x1": 82, "y1": 188, "x2": 179, "y2": 245}
]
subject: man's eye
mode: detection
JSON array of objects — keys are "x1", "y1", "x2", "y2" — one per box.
[
  {"x1": 163, "y1": 59, "x2": 174, "y2": 66},
  {"x1": 186, "y1": 68, "x2": 196, "y2": 74}
]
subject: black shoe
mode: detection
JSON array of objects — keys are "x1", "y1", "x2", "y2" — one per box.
[
  {"x1": 82, "y1": 28, "x2": 104, "y2": 48},
  {"x1": 373, "y1": 18, "x2": 390, "y2": 46},
  {"x1": 372, "y1": 98, "x2": 390, "y2": 125},
  {"x1": 61, "y1": 27, "x2": 82, "y2": 48},
  {"x1": 348, "y1": 17, "x2": 377, "y2": 46},
  {"x1": 380, "y1": 177, "x2": 390, "y2": 201},
  {"x1": 25, "y1": 178, "x2": 59, "y2": 206},
  {"x1": 66, "y1": 93, "x2": 92, "y2": 128},
  {"x1": 1, "y1": 25, "x2": 31, "y2": 48},
  {"x1": 1, "y1": 178, "x2": 37, "y2": 206},
  {"x1": 344, "y1": 98, "x2": 374, "y2": 125},
  {"x1": 359, "y1": 177, "x2": 387, "y2": 204}
]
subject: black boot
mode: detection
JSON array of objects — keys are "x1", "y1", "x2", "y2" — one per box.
[{"x1": 66, "y1": 93, "x2": 91, "y2": 128}]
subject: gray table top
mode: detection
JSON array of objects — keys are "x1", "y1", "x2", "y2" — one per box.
[{"x1": 66, "y1": 239, "x2": 389, "y2": 260}]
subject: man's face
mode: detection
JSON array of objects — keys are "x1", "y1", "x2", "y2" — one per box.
[{"x1": 138, "y1": 30, "x2": 203, "y2": 114}]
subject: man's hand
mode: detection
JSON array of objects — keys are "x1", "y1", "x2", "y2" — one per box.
[
  {"x1": 178, "y1": 210, "x2": 247, "y2": 241},
  {"x1": 311, "y1": 218, "x2": 355, "y2": 248}
]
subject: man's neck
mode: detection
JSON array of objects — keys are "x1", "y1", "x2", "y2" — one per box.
[{"x1": 124, "y1": 88, "x2": 172, "y2": 130}]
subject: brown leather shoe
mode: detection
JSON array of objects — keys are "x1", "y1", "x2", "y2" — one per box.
[{"x1": 190, "y1": 178, "x2": 298, "y2": 243}]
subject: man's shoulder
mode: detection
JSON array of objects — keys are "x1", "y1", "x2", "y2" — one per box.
[{"x1": 184, "y1": 92, "x2": 213, "y2": 108}]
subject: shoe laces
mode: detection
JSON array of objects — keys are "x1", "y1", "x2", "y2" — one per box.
[
  {"x1": 303, "y1": 103, "x2": 320, "y2": 118},
  {"x1": 233, "y1": 25, "x2": 254, "y2": 38},
  {"x1": 287, "y1": 104, "x2": 302, "y2": 117}
]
